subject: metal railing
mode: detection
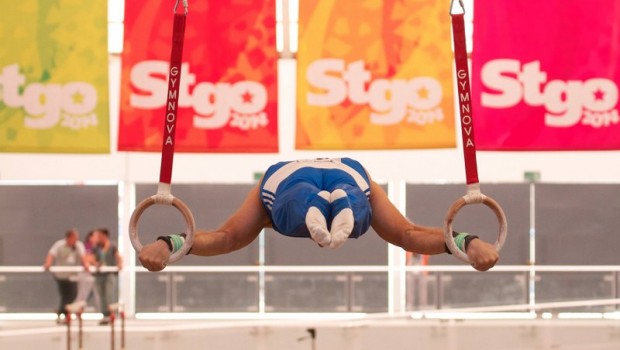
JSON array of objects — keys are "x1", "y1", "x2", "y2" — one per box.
[{"x1": 1, "y1": 265, "x2": 619, "y2": 320}]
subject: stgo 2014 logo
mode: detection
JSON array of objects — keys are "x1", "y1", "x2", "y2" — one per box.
[
  {"x1": 130, "y1": 61, "x2": 269, "y2": 132},
  {"x1": 481, "y1": 59, "x2": 619, "y2": 129},
  {"x1": 306, "y1": 59, "x2": 445, "y2": 127},
  {"x1": 0, "y1": 64, "x2": 99, "y2": 130}
]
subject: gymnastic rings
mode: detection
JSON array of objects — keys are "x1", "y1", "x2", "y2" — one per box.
[
  {"x1": 129, "y1": 191, "x2": 195, "y2": 264},
  {"x1": 129, "y1": 1, "x2": 193, "y2": 265},
  {"x1": 443, "y1": 184, "x2": 507, "y2": 263}
]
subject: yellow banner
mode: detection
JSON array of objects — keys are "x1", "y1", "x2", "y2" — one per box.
[
  {"x1": 296, "y1": 0, "x2": 455, "y2": 150},
  {"x1": 0, "y1": 0, "x2": 109, "y2": 153}
]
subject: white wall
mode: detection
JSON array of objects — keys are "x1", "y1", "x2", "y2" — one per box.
[{"x1": 1, "y1": 57, "x2": 619, "y2": 184}]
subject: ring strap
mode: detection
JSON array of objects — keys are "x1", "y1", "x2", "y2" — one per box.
[
  {"x1": 451, "y1": 12, "x2": 479, "y2": 185},
  {"x1": 159, "y1": 13, "x2": 186, "y2": 188},
  {"x1": 128, "y1": 4, "x2": 194, "y2": 265},
  {"x1": 444, "y1": 3, "x2": 508, "y2": 264}
]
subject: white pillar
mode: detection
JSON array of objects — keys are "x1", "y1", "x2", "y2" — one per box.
[{"x1": 387, "y1": 180, "x2": 407, "y2": 313}]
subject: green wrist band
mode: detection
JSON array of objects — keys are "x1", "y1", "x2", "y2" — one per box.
[
  {"x1": 446, "y1": 231, "x2": 479, "y2": 254},
  {"x1": 454, "y1": 232, "x2": 468, "y2": 252},
  {"x1": 169, "y1": 234, "x2": 185, "y2": 254},
  {"x1": 157, "y1": 233, "x2": 188, "y2": 254}
]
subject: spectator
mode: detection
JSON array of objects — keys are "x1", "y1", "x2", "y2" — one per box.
[
  {"x1": 93, "y1": 228, "x2": 122, "y2": 325},
  {"x1": 43, "y1": 228, "x2": 88, "y2": 324},
  {"x1": 75, "y1": 230, "x2": 100, "y2": 309}
]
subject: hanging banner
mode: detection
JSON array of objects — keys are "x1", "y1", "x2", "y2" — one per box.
[
  {"x1": 296, "y1": 0, "x2": 455, "y2": 150},
  {"x1": 473, "y1": 0, "x2": 620, "y2": 150},
  {"x1": 0, "y1": 0, "x2": 109, "y2": 153},
  {"x1": 119, "y1": 0, "x2": 278, "y2": 153}
]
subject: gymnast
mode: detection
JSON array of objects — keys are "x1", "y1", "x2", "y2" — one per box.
[{"x1": 138, "y1": 158, "x2": 499, "y2": 272}]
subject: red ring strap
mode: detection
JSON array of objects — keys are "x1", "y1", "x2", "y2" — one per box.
[
  {"x1": 159, "y1": 13, "x2": 186, "y2": 186},
  {"x1": 451, "y1": 13, "x2": 479, "y2": 185}
]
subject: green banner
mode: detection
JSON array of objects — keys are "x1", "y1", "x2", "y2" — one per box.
[{"x1": 0, "y1": 0, "x2": 109, "y2": 153}]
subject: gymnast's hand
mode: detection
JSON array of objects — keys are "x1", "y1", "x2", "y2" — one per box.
[
  {"x1": 138, "y1": 240, "x2": 170, "y2": 272},
  {"x1": 466, "y1": 239, "x2": 499, "y2": 271}
]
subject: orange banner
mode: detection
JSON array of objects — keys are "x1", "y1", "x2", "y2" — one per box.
[{"x1": 296, "y1": 0, "x2": 455, "y2": 150}]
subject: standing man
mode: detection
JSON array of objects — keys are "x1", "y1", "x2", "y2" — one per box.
[
  {"x1": 93, "y1": 228, "x2": 122, "y2": 325},
  {"x1": 44, "y1": 228, "x2": 88, "y2": 323}
]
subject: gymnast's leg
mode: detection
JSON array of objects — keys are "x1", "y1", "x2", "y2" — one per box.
[
  {"x1": 328, "y1": 183, "x2": 372, "y2": 248},
  {"x1": 328, "y1": 189, "x2": 354, "y2": 248},
  {"x1": 270, "y1": 181, "x2": 331, "y2": 245},
  {"x1": 305, "y1": 190, "x2": 331, "y2": 246}
]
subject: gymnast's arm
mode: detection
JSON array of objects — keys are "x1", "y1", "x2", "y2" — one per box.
[
  {"x1": 368, "y1": 180, "x2": 498, "y2": 271},
  {"x1": 368, "y1": 180, "x2": 447, "y2": 255},
  {"x1": 139, "y1": 184, "x2": 270, "y2": 271},
  {"x1": 189, "y1": 184, "x2": 270, "y2": 256}
]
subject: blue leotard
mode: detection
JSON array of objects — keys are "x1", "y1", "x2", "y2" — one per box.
[{"x1": 259, "y1": 158, "x2": 372, "y2": 238}]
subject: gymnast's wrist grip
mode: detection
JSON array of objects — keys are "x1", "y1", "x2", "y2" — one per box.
[
  {"x1": 157, "y1": 233, "x2": 192, "y2": 255},
  {"x1": 156, "y1": 235, "x2": 173, "y2": 252},
  {"x1": 444, "y1": 231, "x2": 479, "y2": 254}
]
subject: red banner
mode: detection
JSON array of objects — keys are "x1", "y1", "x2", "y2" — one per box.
[
  {"x1": 472, "y1": 0, "x2": 620, "y2": 150},
  {"x1": 119, "y1": 0, "x2": 278, "y2": 153}
]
